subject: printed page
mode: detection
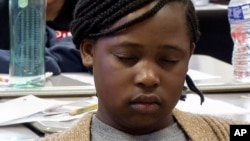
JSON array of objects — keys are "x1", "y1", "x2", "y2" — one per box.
[{"x1": 0, "y1": 95, "x2": 69, "y2": 124}]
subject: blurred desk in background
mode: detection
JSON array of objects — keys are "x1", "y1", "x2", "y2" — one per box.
[
  {"x1": 0, "y1": 124, "x2": 39, "y2": 140},
  {"x1": 205, "y1": 93, "x2": 250, "y2": 122},
  {"x1": 189, "y1": 55, "x2": 250, "y2": 93},
  {"x1": 195, "y1": 2, "x2": 227, "y2": 11},
  {"x1": 0, "y1": 73, "x2": 95, "y2": 98}
]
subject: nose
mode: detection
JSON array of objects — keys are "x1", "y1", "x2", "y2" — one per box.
[{"x1": 134, "y1": 62, "x2": 160, "y2": 90}]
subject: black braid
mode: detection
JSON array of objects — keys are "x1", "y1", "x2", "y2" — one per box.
[
  {"x1": 185, "y1": 0, "x2": 201, "y2": 43},
  {"x1": 71, "y1": 0, "x2": 203, "y2": 104},
  {"x1": 71, "y1": 0, "x2": 200, "y2": 47},
  {"x1": 87, "y1": 0, "x2": 142, "y2": 36},
  {"x1": 71, "y1": 0, "x2": 157, "y2": 48},
  {"x1": 186, "y1": 75, "x2": 205, "y2": 104},
  {"x1": 100, "y1": 0, "x2": 150, "y2": 27},
  {"x1": 89, "y1": 0, "x2": 166, "y2": 37}
]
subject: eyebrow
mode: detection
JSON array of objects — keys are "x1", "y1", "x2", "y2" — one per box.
[
  {"x1": 115, "y1": 41, "x2": 143, "y2": 49},
  {"x1": 161, "y1": 44, "x2": 184, "y2": 53},
  {"x1": 113, "y1": 41, "x2": 184, "y2": 52}
]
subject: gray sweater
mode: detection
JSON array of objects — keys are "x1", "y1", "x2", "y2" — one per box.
[{"x1": 91, "y1": 115, "x2": 189, "y2": 141}]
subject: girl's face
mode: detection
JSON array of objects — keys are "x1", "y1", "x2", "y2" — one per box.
[{"x1": 80, "y1": 2, "x2": 194, "y2": 135}]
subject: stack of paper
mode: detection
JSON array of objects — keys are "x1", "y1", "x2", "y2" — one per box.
[{"x1": 0, "y1": 95, "x2": 98, "y2": 126}]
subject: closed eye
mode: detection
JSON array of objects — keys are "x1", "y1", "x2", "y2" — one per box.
[
  {"x1": 115, "y1": 54, "x2": 138, "y2": 61},
  {"x1": 160, "y1": 58, "x2": 179, "y2": 64},
  {"x1": 114, "y1": 54, "x2": 138, "y2": 65}
]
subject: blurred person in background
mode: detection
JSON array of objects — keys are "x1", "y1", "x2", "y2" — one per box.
[
  {"x1": 0, "y1": 0, "x2": 88, "y2": 75},
  {"x1": 46, "y1": 0, "x2": 77, "y2": 39}
]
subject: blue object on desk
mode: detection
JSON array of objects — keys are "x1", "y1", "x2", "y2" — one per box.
[{"x1": 9, "y1": 0, "x2": 46, "y2": 87}]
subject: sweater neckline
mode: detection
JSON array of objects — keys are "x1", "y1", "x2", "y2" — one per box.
[{"x1": 90, "y1": 114, "x2": 189, "y2": 141}]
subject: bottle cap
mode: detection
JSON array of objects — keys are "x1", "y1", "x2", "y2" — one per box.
[{"x1": 18, "y1": 0, "x2": 28, "y2": 8}]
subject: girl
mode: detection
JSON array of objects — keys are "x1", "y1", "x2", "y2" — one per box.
[{"x1": 40, "y1": 0, "x2": 242, "y2": 140}]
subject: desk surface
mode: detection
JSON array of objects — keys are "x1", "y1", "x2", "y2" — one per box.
[
  {"x1": 195, "y1": 3, "x2": 227, "y2": 11},
  {"x1": 205, "y1": 93, "x2": 250, "y2": 123},
  {"x1": 0, "y1": 124, "x2": 39, "y2": 140},
  {"x1": 0, "y1": 73, "x2": 96, "y2": 98},
  {"x1": 189, "y1": 55, "x2": 250, "y2": 93}
]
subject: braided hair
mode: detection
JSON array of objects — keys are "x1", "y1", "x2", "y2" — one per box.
[{"x1": 70, "y1": 0, "x2": 204, "y2": 104}]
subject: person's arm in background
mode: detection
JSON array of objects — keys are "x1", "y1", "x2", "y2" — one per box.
[
  {"x1": 0, "y1": 50, "x2": 9, "y2": 73},
  {"x1": 0, "y1": 49, "x2": 62, "y2": 75},
  {"x1": 0, "y1": 26, "x2": 88, "y2": 75},
  {"x1": 45, "y1": 26, "x2": 88, "y2": 74},
  {"x1": 0, "y1": 0, "x2": 86, "y2": 74}
]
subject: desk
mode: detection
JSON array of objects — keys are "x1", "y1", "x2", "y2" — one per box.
[
  {"x1": 189, "y1": 55, "x2": 250, "y2": 93},
  {"x1": 195, "y1": 3, "x2": 227, "y2": 11},
  {"x1": 205, "y1": 93, "x2": 250, "y2": 122},
  {"x1": 0, "y1": 124, "x2": 39, "y2": 140},
  {"x1": 0, "y1": 73, "x2": 96, "y2": 98}
]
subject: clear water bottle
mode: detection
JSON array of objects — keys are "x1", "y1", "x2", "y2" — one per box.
[
  {"x1": 228, "y1": 0, "x2": 250, "y2": 82},
  {"x1": 9, "y1": 0, "x2": 46, "y2": 87}
]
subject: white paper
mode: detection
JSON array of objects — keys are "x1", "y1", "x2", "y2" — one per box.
[
  {"x1": 187, "y1": 69, "x2": 220, "y2": 81},
  {"x1": 0, "y1": 95, "x2": 70, "y2": 125},
  {"x1": 62, "y1": 73, "x2": 95, "y2": 85},
  {"x1": 176, "y1": 94, "x2": 249, "y2": 115},
  {"x1": 0, "y1": 111, "x2": 84, "y2": 126},
  {"x1": 0, "y1": 96, "x2": 98, "y2": 126}
]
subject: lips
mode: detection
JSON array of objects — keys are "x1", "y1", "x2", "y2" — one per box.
[{"x1": 130, "y1": 95, "x2": 161, "y2": 113}]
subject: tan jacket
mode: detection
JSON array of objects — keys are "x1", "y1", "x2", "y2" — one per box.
[{"x1": 39, "y1": 109, "x2": 239, "y2": 141}]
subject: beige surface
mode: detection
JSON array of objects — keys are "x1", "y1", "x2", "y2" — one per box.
[
  {"x1": 0, "y1": 73, "x2": 96, "y2": 98},
  {"x1": 0, "y1": 124, "x2": 39, "y2": 140},
  {"x1": 189, "y1": 55, "x2": 250, "y2": 93}
]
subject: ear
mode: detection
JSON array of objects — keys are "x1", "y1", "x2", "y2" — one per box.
[
  {"x1": 189, "y1": 43, "x2": 196, "y2": 56},
  {"x1": 79, "y1": 39, "x2": 94, "y2": 67}
]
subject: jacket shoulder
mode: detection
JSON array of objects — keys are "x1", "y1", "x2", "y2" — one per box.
[
  {"x1": 38, "y1": 112, "x2": 93, "y2": 141},
  {"x1": 173, "y1": 109, "x2": 242, "y2": 141}
]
